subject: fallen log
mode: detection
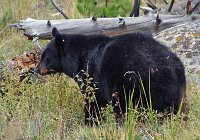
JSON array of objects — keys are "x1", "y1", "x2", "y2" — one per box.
[{"x1": 11, "y1": 14, "x2": 200, "y2": 40}]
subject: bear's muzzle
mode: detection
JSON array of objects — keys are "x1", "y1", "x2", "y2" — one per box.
[{"x1": 34, "y1": 62, "x2": 48, "y2": 75}]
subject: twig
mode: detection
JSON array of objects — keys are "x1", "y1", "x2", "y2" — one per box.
[
  {"x1": 192, "y1": 1, "x2": 200, "y2": 13},
  {"x1": 162, "y1": 0, "x2": 168, "y2": 5},
  {"x1": 50, "y1": 0, "x2": 69, "y2": 19},
  {"x1": 0, "y1": 25, "x2": 7, "y2": 36},
  {"x1": 130, "y1": 0, "x2": 141, "y2": 17},
  {"x1": 168, "y1": 0, "x2": 175, "y2": 12},
  {"x1": 146, "y1": 2, "x2": 157, "y2": 10},
  {"x1": 147, "y1": 0, "x2": 157, "y2": 8}
]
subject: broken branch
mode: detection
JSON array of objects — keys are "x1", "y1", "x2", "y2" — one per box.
[
  {"x1": 130, "y1": 0, "x2": 141, "y2": 17},
  {"x1": 50, "y1": 0, "x2": 69, "y2": 19},
  {"x1": 168, "y1": 0, "x2": 175, "y2": 12}
]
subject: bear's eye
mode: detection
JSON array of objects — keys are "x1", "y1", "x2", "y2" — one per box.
[{"x1": 44, "y1": 57, "x2": 50, "y2": 63}]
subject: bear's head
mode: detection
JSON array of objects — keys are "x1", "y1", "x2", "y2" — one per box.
[{"x1": 34, "y1": 28, "x2": 64, "y2": 75}]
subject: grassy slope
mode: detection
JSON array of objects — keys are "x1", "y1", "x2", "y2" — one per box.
[{"x1": 0, "y1": 0, "x2": 200, "y2": 139}]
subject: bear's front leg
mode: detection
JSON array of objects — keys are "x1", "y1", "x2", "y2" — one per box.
[{"x1": 112, "y1": 92, "x2": 125, "y2": 123}]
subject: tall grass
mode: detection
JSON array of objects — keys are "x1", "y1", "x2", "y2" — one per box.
[
  {"x1": 0, "y1": 70, "x2": 85, "y2": 139},
  {"x1": 0, "y1": 0, "x2": 200, "y2": 139},
  {"x1": 1, "y1": 70, "x2": 196, "y2": 139},
  {"x1": 0, "y1": 0, "x2": 81, "y2": 25}
]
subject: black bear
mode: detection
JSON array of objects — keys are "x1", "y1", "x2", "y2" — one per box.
[{"x1": 35, "y1": 27, "x2": 187, "y2": 125}]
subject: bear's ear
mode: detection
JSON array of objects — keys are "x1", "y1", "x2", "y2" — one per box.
[
  {"x1": 52, "y1": 27, "x2": 63, "y2": 44},
  {"x1": 52, "y1": 27, "x2": 59, "y2": 37}
]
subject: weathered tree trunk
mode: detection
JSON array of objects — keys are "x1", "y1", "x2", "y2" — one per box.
[{"x1": 11, "y1": 14, "x2": 200, "y2": 40}]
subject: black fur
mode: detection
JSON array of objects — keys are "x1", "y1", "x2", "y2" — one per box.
[{"x1": 35, "y1": 28, "x2": 186, "y2": 125}]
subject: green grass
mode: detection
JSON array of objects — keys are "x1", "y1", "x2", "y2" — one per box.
[{"x1": 0, "y1": 0, "x2": 200, "y2": 139}]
